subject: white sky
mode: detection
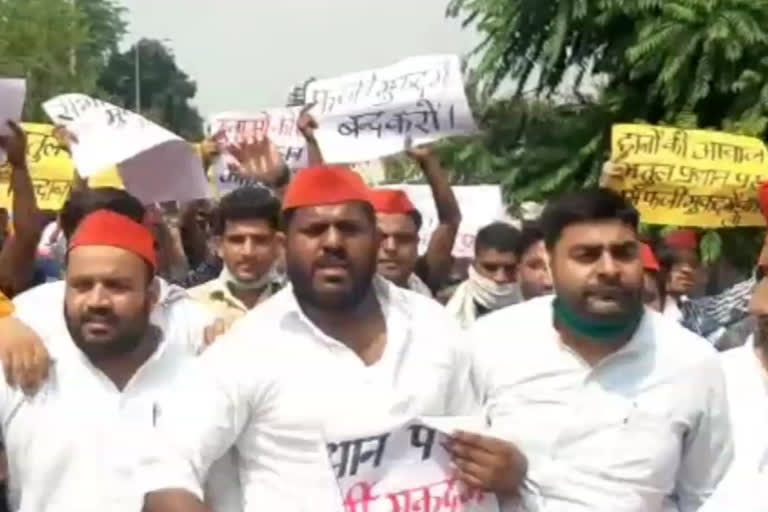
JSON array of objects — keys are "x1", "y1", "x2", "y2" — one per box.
[{"x1": 118, "y1": 0, "x2": 478, "y2": 116}]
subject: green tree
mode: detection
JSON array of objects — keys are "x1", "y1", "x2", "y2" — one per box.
[
  {"x1": 97, "y1": 39, "x2": 204, "y2": 140},
  {"x1": 445, "y1": 0, "x2": 768, "y2": 266},
  {"x1": 0, "y1": 0, "x2": 126, "y2": 120}
]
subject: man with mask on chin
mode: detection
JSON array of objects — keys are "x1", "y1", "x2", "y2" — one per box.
[
  {"x1": 142, "y1": 166, "x2": 527, "y2": 511},
  {"x1": 469, "y1": 188, "x2": 733, "y2": 511},
  {"x1": 448, "y1": 222, "x2": 523, "y2": 328},
  {"x1": 189, "y1": 186, "x2": 284, "y2": 327}
]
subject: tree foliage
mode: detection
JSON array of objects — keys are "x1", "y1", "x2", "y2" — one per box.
[
  {"x1": 98, "y1": 40, "x2": 204, "y2": 140},
  {"x1": 445, "y1": 0, "x2": 768, "y2": 267},
  {"x1": 0, "y1": 0, "x2": 126, "y2": 121}
]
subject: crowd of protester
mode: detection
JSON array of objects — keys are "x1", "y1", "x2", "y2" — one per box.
[{"x1": 0, "y1": 105, "x2": 765, "y2": 512}]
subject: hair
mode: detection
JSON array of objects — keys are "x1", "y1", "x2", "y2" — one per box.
[
  {"x1": 515, "y1": 221, "x2": 545, "y2": 259},
  {"x1": 408, "y1": 210, "x2": 423, "y2": 231},
  {"x1": 474, "y1": 222, "x2": 520, "y2": 256},
  {"x1": 59, "y1": 188, "x2": 146, "y2": 240},
  {"x1": 539, "y1": 188, "x2": 639, "y2": 249},
  {"x1": 212, "y1": 186, "x2": 282, "y2": 235},
  {"x1": 282, "y1": 201, "x2": 376, "y2": 230}
]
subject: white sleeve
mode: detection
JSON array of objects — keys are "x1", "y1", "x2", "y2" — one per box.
[
  {"x1": 138, "y1": 335, "x2": 253, "y2": 499},
  {"x1": 178, "y1": 298, "x2": 216, "y2": 355},
  {"x1": 675, "y1": 356, "x2": 735, "y2": 511},
  {"x1": 443, "y1": 321, "x2": 481, "y2": 416},
  {"x1": 139, "y1": 325, "x2": 343, "y2": 512},
  {"x1": 11, "y1": 282, "x2": 58, "y2": 340}
]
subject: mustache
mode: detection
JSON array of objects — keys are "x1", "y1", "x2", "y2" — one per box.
[
  {"x1": 80, "y1": 309, "x2": 119, "y2": 325},
  {"x1": 313, "y1": 254, "x2": 350, "y2": 268}
]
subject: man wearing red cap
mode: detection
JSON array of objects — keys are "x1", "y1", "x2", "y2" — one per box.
[
  {"x1": 640, "y1": 242, "x2": 665, "y2": 312},
  {"x1": 363, "y1": 147, "x2": 462, "y2": 297},
  {"x1": 143, "y1": 165, "x2": 527, "y2": 511}
]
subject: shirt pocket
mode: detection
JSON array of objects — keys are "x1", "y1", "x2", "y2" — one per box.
[{"x1": 595, "y1": 400, "x2": 682, "y2": 488}]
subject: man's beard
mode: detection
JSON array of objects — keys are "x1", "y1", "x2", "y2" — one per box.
[
  {"x1": 287, "y1": 254, "x2": 377, "y2": 312},
  {"x1": 64, "y1": 300, "x2": 152, "y2": 362}
]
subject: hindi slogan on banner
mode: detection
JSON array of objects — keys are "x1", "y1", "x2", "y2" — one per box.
[
  {"x1": 306, "y1": 55, "x2": 477, "y2": 163},
  {"x1": 207, "y1": 107, "x2": 308, "y2": 193},
  {"x1": 43, "y1": 93, "x2": 209, "y2": 204},
  {"x1": 328, "y1": 418, "x2": 499, "y2": 512},
  {"x1": 609, "y1": 124, "x2": 768, "y2": 228},
  {"x1": 0, "y1": 123, "x2": 122, "y2": 211}
]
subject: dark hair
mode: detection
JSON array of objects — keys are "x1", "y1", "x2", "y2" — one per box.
[
  {"x1": 515, "y1": 221, "x2": 545, "y2": 259},
  {"x1": 282, "y1": 201, "x2": 376, "y2": 230},
  {"x1": 655, "y1": 241, "x2": 699, "y2": 274},
  {"x1": 475, "y1": 222, "x2": 520, "y2": 256},
  {"x1": 408, "y1": 210, "x2": 423, "y2": 231},
  {"x1": 60, "y1": 188, "x2": 146, "y2": 240},
  {"x1": 539, "y1": 188, "x2": 639, "y2": 249},
  {"x1": 212, "y1": 186, "x2": 282, "y2": 235}
]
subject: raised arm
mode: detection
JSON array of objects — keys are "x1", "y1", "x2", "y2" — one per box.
[
  {"x1": 0, "y1": 122, "x2": 43, "y2": 297},
  {"x1": 410, "y1": 145, "x2": 461, "y2": 289}
]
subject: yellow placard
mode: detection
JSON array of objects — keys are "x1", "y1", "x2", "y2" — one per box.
[
  {"x1": 0, "y1": 123, "x2": 123, "y2": 212},
  {"x1": 609, "y1": 124, "x2": 768, "y2": 228}
]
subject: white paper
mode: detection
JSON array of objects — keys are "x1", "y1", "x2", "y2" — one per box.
[
  {"x1": 43, "y1": 93, "x2": 209, "y2": 204},
  {"x1": 306, "y1": 55, "x2": 477, "y2": 163},
  {"x1": 327, "y1": 417, "x2": 499, "y2": 512},
  {"x1": 379, "y1": 185, "x2": 506, "y2": 258},
  {"x1": 0, "y1": 78, "x2": 25, "y2": 135},
  {"x1": 207, "y1": 107, "x2": 308, "y2": 170}
]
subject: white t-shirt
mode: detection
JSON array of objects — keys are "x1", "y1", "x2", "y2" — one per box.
[{"x1": 470, "y1": 296, "x2": 733, "y2": 512}]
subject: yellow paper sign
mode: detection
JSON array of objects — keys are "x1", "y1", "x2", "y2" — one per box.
[
  {"x1": 609, "y1": 124, "x2": 768, "y2": 228},
  {"x1": 0, "y1": 123, "x2": 123, "y2": 212}
]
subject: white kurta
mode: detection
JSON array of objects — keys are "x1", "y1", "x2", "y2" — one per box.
[
  {"x1": 469, "y1": 296, "x2": 733, "y2": 512},
  {"x1": 8, "y1": 279, "x2": 246, "y2": 512},
  {"x1": 140, "y1": 277, "x2": 479, "y2": 511},
  {"x1": 699, "y1": 340, "x2": 768, "y2": 511}
]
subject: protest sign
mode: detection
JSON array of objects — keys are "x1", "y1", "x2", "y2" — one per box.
[
  {"x1": 609, "y1": 124, "x2": 767, "y2": 228},
  {"x1": 381, "y1": 185, "x2": 505, "y2": 258},
  {"x1": 306, "y1": 55, "x2": 477, "y2": 163},
  {"x1": 0, "y1": 123, "x2": 122, "y2": 211},
  {"x1": 328, "y1": 417, "x2": 499, "y2": 512},
  {"x1": 43, "y1": 94, "x2": 209, "y2": 204}
]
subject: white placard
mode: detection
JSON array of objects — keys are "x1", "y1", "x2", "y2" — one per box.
[
  {"x1": 207, "y1": 107, "x2": 308, "y2": 170},
  {"x1": 0, "y1": 78, "x2": 26, "y2": 163},
  {"x1": 0, "y1": 78, "x2": 25, "y2": 135},
  {"x1": 328, "y1": 417, "x2": 499, "y2": 512},
  {"x1": 381, "y1": 185, "x2": 506, "y2": 258},
  {"x1": 306, "y1": 55, "x2": 477, "y2": 163},
  {"x1": 43, "y1": 94, "x2": 209, "y2": 204}
]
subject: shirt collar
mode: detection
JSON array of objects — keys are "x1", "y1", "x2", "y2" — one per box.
[{"x1": 279, "y1": 276, "x2": 411, "y2": 353}]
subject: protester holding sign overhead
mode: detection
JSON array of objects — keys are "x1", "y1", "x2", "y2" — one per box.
[{"x1": 0, "y1": 121, "x2": 43, "y2": 299}]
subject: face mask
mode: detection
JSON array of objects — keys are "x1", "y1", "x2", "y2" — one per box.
[
  {"x1": 552, "y1": 296, "x2": 643, "y2": 345},
  {"x1": 468, "y1": 264, "x2": 522, "y2": 310},
  {"x1": 220, "y1": 264, "x2": 275, "y2": 291}
]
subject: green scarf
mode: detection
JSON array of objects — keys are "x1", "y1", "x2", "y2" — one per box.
[{"x1": 552, "y1": 296, "x2": 643, "y2": 344}]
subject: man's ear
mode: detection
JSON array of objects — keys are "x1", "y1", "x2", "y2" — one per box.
[{"x1": 212, "y1": 235, "x2": 223, "y2": 260}]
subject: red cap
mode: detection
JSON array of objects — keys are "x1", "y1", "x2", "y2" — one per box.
[
  {"x1": 640, "y1": 243, "x2": 660, "y2": 272},
  {"x1": 758, "y1": 181, "x2": 768, "y2": 221},
  {"x1": 664, "y1": 229, "x2": 698, "y2": 251},
  {"x1": 282, "y1": 166, "x2": 371, "y2": 211},
  {"x1": 68, "y1": 210, "x2": 157, "y2": 271},
  {"x1": 369, "y1": 189, "x2": 416, "y2": 214}
]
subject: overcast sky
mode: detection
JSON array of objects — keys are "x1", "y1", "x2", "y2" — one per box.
[{"x1": 118, "y1": 0, "x2": 477, "y2": 116}]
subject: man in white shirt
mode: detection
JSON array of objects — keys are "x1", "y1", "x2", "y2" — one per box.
[
  {"x1": 470, "y1": 188, "x2": 733, "y2": 511},
  {"x1": 700, "y1": 278, "x2": 768, "y2": 511},
  {"x1": 0, "y1": 209, "x2": 199, "y2": 511},
  {"x1": 142, "y1": 165, "x2": 527, "y2": 510}
]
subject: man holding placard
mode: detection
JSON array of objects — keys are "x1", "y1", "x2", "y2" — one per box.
[{"x1": 471, "y1": 188, "x2": 733, "y2": 511}]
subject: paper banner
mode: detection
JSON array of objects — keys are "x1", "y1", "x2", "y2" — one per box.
[
  {"x1": 0, "y1": 123, "x2": 122, "y2": 211},
  {"x1": 306, "y1": 55, "x2": 477, "y2": 163},
  {"x1": 43, "y1": 94, "x2": 209, "y2": 204},
  {"x1": 381, "y1": 185, "x2": 505, "y2": 258},
  {"x1": 0, "y1": 78, "x2": 25, "y2": 136},
  {"x1": 327, "y1": 417, "x2": 499, "y2": 512},
  {"x1": 609, "y1": 124, "x2": 768, "y2": 228}
]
